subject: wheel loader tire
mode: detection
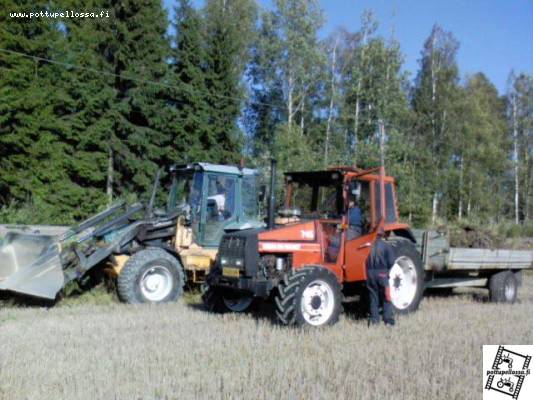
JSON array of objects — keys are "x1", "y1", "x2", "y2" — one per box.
[
  {"x1": 489, "y1": 271, "x2": 517, "y2": 303},
  {"x1": 388, "y1": 239, "x2": 425, "y2": 314},
  {"x1": 117, "y1": 248, "x2": 184, "y2": 304},
  {"x1": 201, "y1": 285, "x2": 254, "y2": 313},
  {"x1": 275, "y1": 266, "x2": 342, "y2": 327}
]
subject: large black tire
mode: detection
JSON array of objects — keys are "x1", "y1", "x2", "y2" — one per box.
[
  {"x1": 201, "y1": 285, "x2": 254, "y2": 313},
  {"x1": 275, "y1": 266, "x2": 342, "y2": 327},
  {"x1": 388, "y1": 239, "x2": 425, "y2": 314},
  {"x1": 489, "y1": 271, "x2": 517, "y2": 303},
  {"x1": 117, "y1": 248, "x2": 184, "y2": 304}
]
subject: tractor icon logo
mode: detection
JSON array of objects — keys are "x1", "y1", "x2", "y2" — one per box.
[
  {"x1": 497, "y1": 354, "x2": 514, "y2": 370},
  {"x1": 484, "y1": 345, "x2": 532, "y2": 399},
  {"x1": 497, "y1": 377, "x2": 515, "y2": 393}
]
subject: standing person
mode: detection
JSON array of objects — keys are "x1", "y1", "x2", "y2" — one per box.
[{"x1": 366, "y1": 227, "x2": 396, "y2": 325}]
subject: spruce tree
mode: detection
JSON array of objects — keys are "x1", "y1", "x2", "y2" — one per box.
[
  {"x1": 53, "y1": 0, "x2": 117, "y2": 215},
  {"x1": 169, "y1": 0, "x2": 212, "y2": 162},
  {"x1": 203, "y1": 0, "x2": 257, "y2": 163},
  {"x1": 0, "y1": 0, "x2": 78, "y2": 223},
  {"x1": 108, "y1": 0, "x2": 173, "y2": 197}
]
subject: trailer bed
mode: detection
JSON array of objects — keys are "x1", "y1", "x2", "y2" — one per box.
[
  {"x1": 412, "y1": 229, "x2": 533, "y2": 272},
  {"x1": 447, "y1": 247, "x2": 532, "y2": 270}
]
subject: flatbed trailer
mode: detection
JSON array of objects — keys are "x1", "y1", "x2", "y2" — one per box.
[{"x1": 414, "y1": 229, "x2": 532, "y2": 299}]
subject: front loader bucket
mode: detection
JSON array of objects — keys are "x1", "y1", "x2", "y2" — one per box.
[{"x1": 0, "y1": 232, "x2": 64, "y2": 300}]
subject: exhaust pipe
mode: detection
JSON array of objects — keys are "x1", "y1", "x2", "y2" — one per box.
[{"x1": 268, "y1": 159, "x2": 277, "y2": 229}]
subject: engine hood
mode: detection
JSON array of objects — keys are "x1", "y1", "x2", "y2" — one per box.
[{"x1": 258, "y1": 221, "x2": 316, "y2": 242}]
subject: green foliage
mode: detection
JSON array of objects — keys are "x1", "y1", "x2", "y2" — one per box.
[
  {"x1": 0, "y1": 1, "x2": 83, "y2": 220},
  {"x1": 203, "y1": 0, "x2": 257, "y2": 163},
  {"x1": 169, "y1": 0, "x2": 212, "y2": 161},
  {"x1": 0, "y1": 199, "x2": 76, "y2": 225},
  {"x1": 0, "y1": 2, "x2": 530, "y2": 230}
]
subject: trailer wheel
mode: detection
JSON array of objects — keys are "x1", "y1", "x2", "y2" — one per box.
[
  {"x1": 275, "y1": 266, "x2": 342, "y2": 327},
  {"x1": 489, "y1": 271, "x2": 517, "y2": 303},
  {"x1": 202, "y1": 285, "x2": 254, "y2": 313},
  {"x1": 117, "y1": 248, "x2": 184, "y2": 304},
  {"x1": 389, "y1": 239, "x2": 425, "y2": 314}
]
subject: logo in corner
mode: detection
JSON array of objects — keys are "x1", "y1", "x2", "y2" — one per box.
[{"x1": 484, "y1": 345, "x2": 532, "y2": 399}]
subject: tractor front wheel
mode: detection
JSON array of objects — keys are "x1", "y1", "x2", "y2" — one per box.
[
  {"x1": 275, "y1": 266, "x2": 342, "y2": 327},
  {"x1": 117, "y1": 248, "x2": 184, "y2": 304},
  {"x1": 202, "y1": 285, "x2": 254, "y2": 313}
]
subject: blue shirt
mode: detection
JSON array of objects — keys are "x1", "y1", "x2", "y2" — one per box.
[{"x1": 348, "y1": 206, "x2": 363, "y2": 228}]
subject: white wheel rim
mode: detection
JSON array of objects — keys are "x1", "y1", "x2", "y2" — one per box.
[
  {"x1": 389, "y1": 256, "x2": 417, "y2": 310},
  {"x1": 222, "y1": 296, "x2": 253, "y2": 312},
  {"x1": 300, "y1": 280, "x2": 335, "y2": 326},
  {"x1": 140, "y1": 265, "x2": 173, "y2": 302},
  {"x1": 505, "y1": 280, "x2": 515, "y2": 301}
]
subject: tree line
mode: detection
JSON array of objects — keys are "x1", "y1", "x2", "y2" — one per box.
[{"x1": 0, "y1": 0, "x2": 531, "y2": 227}]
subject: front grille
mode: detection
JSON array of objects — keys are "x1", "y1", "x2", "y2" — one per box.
[
  {"x1": 217, "y1": 230, "x2": 261, "y2": 277},
  {"x1": 219, "y1": 236, "x2": 246, "y2": 259}
]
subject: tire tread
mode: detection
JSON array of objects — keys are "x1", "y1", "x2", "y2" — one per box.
[
  {"x1": 117, "y1": 248, "x2": 184, "y2": 304},
  {"x1": 275, "y1": 266, "x2": 342, "y2": 327}
]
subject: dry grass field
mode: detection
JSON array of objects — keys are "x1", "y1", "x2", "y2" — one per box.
[{"x1": 1, "y1": 273, "x2": 532, "y2": 400}]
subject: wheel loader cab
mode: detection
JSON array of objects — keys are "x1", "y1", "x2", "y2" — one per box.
[{"x1": 169, "y1": 163, "x2": 261, "y2": 282}]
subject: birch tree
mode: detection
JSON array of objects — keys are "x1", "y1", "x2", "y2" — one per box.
[
  {"x1": 507, "y1": 72, "x2": 533, "y2": 223},
  {"x1": 412, "y1": 25, "x2": 460, "y2": 225}
]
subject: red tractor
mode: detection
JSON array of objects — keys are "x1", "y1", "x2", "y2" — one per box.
[{"x1": 203, "y1": 163, "x2": 425, "y2": 327}]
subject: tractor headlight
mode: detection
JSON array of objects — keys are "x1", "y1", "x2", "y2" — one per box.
[
  {"x1": 221, "y1": 257, "x2": 228, "y2": 265},
  {"x1": 276, "y1": 257, "x2": 285, "y2": 271},
  {"x1": 235, "y1": 259, "x2": 243, "y2": 267}
]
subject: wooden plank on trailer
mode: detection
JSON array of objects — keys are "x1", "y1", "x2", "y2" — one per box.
[{"x1": 447, "y1": 247, "x2": 533, "y2": 270}]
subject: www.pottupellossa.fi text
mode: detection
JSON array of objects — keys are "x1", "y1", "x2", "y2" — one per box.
[{"x1": 10, "y1": 10, "x2": 110, "y2": 19}]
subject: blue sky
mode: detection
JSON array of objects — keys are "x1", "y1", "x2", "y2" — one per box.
[{"x1": 164, "y1": 0, "x2": 533, "y2": 94}]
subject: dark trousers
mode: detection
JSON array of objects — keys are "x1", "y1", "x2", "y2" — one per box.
[{"x1": 367, "y1": 269, "x2": 394, "y2": 325}]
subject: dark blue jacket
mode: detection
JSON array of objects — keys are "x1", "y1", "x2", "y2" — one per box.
[{"x1": 366, "y1": 238, "x2": 396, "y2": 271}]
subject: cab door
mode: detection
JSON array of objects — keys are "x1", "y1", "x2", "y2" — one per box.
[
  {"x1": 343, "y1": 178, "x2": 376, "y2": 282},
  {"x1": 200, "y1": 173, "x2": 238, "y2": 246},
  {"x1": 343, "y1": 229, "x2": 377, "y2": 282}
]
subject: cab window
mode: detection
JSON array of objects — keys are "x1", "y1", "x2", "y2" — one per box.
[{"x1": 375, "y1": 182, "x2": 397, "y2": 224}]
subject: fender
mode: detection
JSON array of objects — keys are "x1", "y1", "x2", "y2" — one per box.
[{"x1": 391, "y1": 228, "x2": 417, "y2": 243}]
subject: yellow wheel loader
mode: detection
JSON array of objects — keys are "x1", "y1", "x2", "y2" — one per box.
[{"x1": 0, "y1": 163, "x2": 263, "y2": 304}]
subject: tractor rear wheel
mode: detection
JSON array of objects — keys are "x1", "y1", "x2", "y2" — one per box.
[
  {"x1": 388, "y1": 239, "x2": 425, "y2": 314},
  {"x1": 117, "y1": 248, "x2": 184, "y2": 304},
  {"x1": 489, "y1": 271, "x2": 517, "y2": 303},
  {"x1": 275, "y1": 266, "x2": 342, "y2": 327}
]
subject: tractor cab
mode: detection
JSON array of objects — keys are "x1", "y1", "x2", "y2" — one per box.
[
  {"x1": 281, "y1": 167, "x2": 399, "y2": 229},
  {"x1": 169, "y1": 163, "x2": 263, "y2": 282},
  {"x1": 272, "y1": 167, "x2": 412, "y2": 282}
]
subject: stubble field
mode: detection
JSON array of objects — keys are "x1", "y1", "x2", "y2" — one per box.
[{"x1": 1, "y1": 273, "x2": 532, "y2": 400}]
